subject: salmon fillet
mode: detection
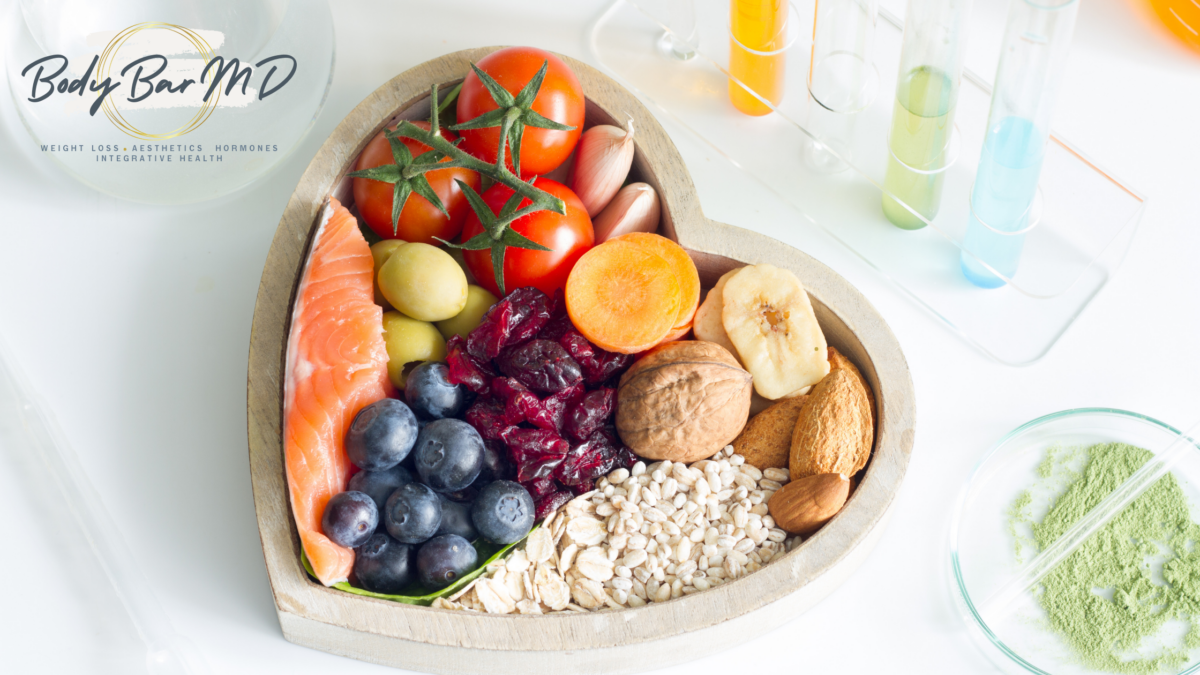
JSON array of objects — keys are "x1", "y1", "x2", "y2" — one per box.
[{"x1": 284, "y1": 198, "x2": 391, "y2": 586}]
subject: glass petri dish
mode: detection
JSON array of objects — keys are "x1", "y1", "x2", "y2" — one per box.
[
  {"x1": 5, "y1": 0, "x2": 334, "y2": 204},
  {"x1": 950, "y1": 408, "x2": 1200, "y2": 674}
]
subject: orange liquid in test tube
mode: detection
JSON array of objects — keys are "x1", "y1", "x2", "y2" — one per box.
[
  {"x1": 1143, "y1": 0, "x2": 1200, "y2": 53},
  {"x1": 729, "y1": 0, "x2": 789, "y2": 116}
]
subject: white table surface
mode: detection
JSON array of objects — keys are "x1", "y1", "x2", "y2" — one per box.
[{"x1": 1, "y1": 0, "x2": 1197, "y2": 673}]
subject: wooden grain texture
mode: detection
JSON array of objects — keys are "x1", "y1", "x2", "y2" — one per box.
[{"x1": 247, "y1": 47, "x2": 916, "y2": 673}]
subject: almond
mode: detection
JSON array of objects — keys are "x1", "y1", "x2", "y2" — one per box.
[
  {"x1": 789, "y1": 368, "x2": 873, "y2": 479},
  {"x1": 828, "y1": 346, "x2": 877, "y2": 431},
  {"x1": 768, "y1": 473, "x2": 850, "y2": 535},
  {"x1": 732, "y1": 395, "x2": 808, "y2": 470}
]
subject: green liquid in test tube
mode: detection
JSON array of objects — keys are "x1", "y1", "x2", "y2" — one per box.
[{"x1": 881, "y1": 0, "x2": 972, "y2": 230}]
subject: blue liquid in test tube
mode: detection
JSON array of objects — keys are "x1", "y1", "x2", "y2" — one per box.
[
  {"x1": 959, "y1": 0, "x2": 1078, "y2": 289},
  {"x1": 960, "y1": 116, "x2": 1044, "y2": 287}
]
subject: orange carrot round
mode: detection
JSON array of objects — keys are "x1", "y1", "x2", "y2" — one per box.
[
  {"x1": 566, "y1": 239, "x2": 681, "y2": 354},
  {"x1": 613, "y1": 232, "x2": 700, "y2": 330}
]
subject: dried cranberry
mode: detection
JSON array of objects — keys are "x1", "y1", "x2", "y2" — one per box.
[
  {"x1": 522, "y1": 477, "x2": 558, "y2": 501},
  {"x1": 558, "y1": 329, "x2": 633, "y2": 385},
  {"x1": 464, "y1": 398, "x2": 511, "y2": 441},
  {"x1": 614, "y1": 442, "x2": 638, "y2": 470},
  {"x1": 467, "y1": 287, "x2": 553, "y2": 361},
  {"x1": 531, "y1": 382, "x2": 584, "y2": 433},
  {"x1": 587, "y1": 350, "x2": 635, "y2": 386},
  {"x1": 501, "y1": 427, "x2": 570, "y2": 483},
  {"x1": 555, "y1": 428, "x2": 624, "y2": 486},
  {"x1": 534, "y1": 490, "x2": 573, "y2": 521},
  {"x1": 446, "y1": 336, "x2": 494, "y2": 395},
  {"x1": 537, "y1": 289, "x2": 572, "y2": 341},
  {"x1": 496, "y1": 339, "x2": 582, "y2": 393},
  {"x1": 564, "y1": 388, "x2": 616, "y2": 443},
  {"x1": 491, "y1": 377, "x2": 540, "y2": 426}
]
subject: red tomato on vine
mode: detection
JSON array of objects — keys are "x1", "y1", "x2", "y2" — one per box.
[
  {"x1": 460, "y1": 178, "x2": 594, "y2": 297},
  {"x1": 455, "y1": 47, "x2": 584, "y2": 178},
  {"x1": 352, "y1": 121, "x2": 481, "y2": 243}
]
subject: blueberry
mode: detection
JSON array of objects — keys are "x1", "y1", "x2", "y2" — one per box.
[
  {"x1": 414, "y1": 418, "x2": 485, "y2": 493},
  {"x1": 471, "y1": 480, "x2": 534, "y2": 545},
  {"x1": 321, "y1": 491, "x2": 378, "y2": 548},
  {"x1": 353, "y1": 533, "x2": 414, "y2": 594},
  {"x1": 348, "y1": 465, "x2": 413, "y2": 514},
  {"x1": 405, "y1": 362, "x2": 469, "y2": 420},
  {"x1": 384, "y1": 482, "x2": 442, "y2": 544},
  {"x1": 345, "y1": 398, "x2": 419, "y2": 471},
  {"x1": 436, "y1": 494, "x2": 478, "y2": 541},
  {"x1": 416, "y1": 534, "x2": 478, "y2": 589}
]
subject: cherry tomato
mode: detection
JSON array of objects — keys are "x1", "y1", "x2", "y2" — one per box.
[
  {"x1": 352, "y1": 121, "x2": 481, "y2": 244},
  {"x1": 456, "y1": 47, "x2": 584, "y2": 178},
  {"x1": 461, "y1": 178, "x2": 594, "y2": 297}
]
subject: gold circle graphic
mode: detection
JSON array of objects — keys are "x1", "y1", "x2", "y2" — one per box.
[{"x1": 96, "y1": 23, "x2": 220, "y2": 140}]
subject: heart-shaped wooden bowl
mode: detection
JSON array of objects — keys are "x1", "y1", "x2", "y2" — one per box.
[{"x1": 247, "y1": 47, "x2": 915, "y2": 674}]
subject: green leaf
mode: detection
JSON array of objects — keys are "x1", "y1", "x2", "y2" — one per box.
[
  {"x1": 497, "y1": 189, "x2": 525, "y2": 222},
  {"x1": 391, "y1": 181, "x2": 412, "y2": 236},
  {"x1": 501, "y1": 227, "x2": 553, "y2": 252},
  {"x1": 438, "y1": 232, "x2": 494, "y2": 251},
  {"x1": 523, "y1": 108, "x2": 575, "y2": 131},
  {"x1": 449, "y1": 107, "x2": 507, "y2": 131},
  {"x1": 299, "y1": 527, "x2": 536, "y2": 606},
  {"x1": 409, "y1": 175, "x2": 448, "y2": 218},
  {"x1": 468, "y1": 62, "x2": 515, "y2": 108},
  {"x1": 508, "y1": 121, "x2": 524, "y2": 177},
  {"x1": 412, "y1": 149, "x2": 444, "y2": 165},
  {"x1": 491, "y1": 243, "x2": 508, "y2": 296},
  {"x1": 388, "y1": 134, "x2": 414, "y2": 167},
  {"x1": 512, "y1": 60, "x2": 549, "y2": 109},
  {"x1": 437, "y1": 82, "x2": 463, "y2": 115},
  {"x1": 346, "y1": 164, "x2": 401, "y2": 184},
  {"x1": 456, "y1": 179, "x2": 497, "y2": 230}
]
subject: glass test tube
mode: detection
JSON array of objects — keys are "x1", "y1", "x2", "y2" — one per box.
[
  {"x1": 960, "y1": 0, "x2": 1079, "y2": 288},
  {"x1": 881, "y1": 0, "x2": 973, "y2": 230},
  {"x1": 803, "y1": 0, "x2": 878, "y2": 172},
  {"x1": 729, "y1": 0, "x2": 789, "y2": 116},
  {"x1": 659, "y1": 0, "x2": 698, "y2": 60}
]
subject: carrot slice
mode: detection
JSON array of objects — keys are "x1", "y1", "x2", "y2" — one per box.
[
  {"x1": 612, "y1": 232, "x2": 700, "y2": 330},
  {"x1": 660, "y1": 323, "x2": 692, "y2": 343},
  {"x1": 566, "y1": 239, "x2": 681, "y2": 354}
]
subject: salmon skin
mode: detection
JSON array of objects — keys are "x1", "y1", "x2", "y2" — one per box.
[{"x1": 283, "y1": 198, "x2": 392, "y2": 586}]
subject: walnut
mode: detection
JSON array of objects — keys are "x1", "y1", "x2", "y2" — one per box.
[{"x1": 615, "y1": 341, "x2": 752, "y2": 462}]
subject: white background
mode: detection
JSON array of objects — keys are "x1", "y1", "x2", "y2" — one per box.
[{"x1": 1, "y1": 0, "x2": 1198, "y2": 673}]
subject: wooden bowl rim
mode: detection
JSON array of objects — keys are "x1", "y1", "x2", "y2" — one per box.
[{"x1": 247, "y1": 46, "x2": 915, "y2": 653}]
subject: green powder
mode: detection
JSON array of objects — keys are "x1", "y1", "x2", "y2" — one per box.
[{"x1": 1011, "y1": 442, "x2": 1200, "y2": 673}]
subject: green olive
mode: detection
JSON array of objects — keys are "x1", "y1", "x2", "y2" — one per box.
[
  {"x1": 378, "y1": 243, "x2": 468, "y2": 322},
  {"x1": 370, "y1": 239, "x2": 406, "y2": 308},
  {"x1": 381, "y1": 311, "x2": 446, "y2": 389},
  {"x1": 436, "y1": 285, "x2": 499, "y2": 340}
]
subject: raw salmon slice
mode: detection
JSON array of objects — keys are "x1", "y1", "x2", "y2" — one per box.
[{"x1": 284, "y1": 198, "x2": 392, "y2": 586}]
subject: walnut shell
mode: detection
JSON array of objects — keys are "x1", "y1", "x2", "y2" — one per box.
[
  {"x1": 616, "y1": 341, "x2": 752, "y2": 462},
  {"x1": 789, "y1": 368, "x2": 873, "y2": 479},
  {"x1": 732, "y1": 395, "x2": 808, "y2": 470}
]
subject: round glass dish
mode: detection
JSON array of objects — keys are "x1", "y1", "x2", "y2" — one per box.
[
  {"x1": 5, "y1": 0, "x2": 334, "y2": 204},
  {"x1": 950, "y1": 408, "x2": 1200, "y2": 675}
]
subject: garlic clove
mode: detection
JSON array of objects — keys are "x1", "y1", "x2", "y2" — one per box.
[
  {"x1": 592, "y1": 183, "x2": 660, "y2": 243},
  {"x1": 569, "y1": 119, "x2": 636, "y2": 217}
]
